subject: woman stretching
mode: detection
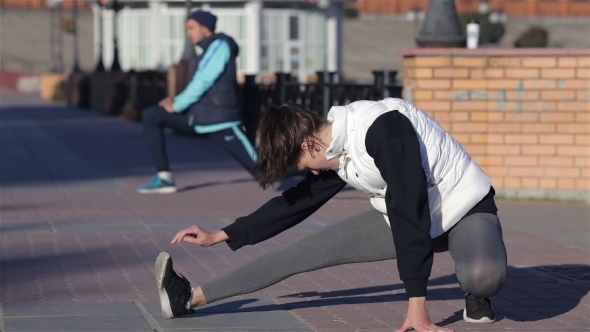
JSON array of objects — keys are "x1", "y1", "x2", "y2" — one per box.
[{"x1": 155, "y1": 98, "x2": 507, "y2": 332}]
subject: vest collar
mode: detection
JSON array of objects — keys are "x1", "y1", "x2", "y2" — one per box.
[
  {"x1": 197, "y1": 34, "x2": 218, "y2": 52},
  {"x1": 325, "y1": 106, "x2": 348, "y2": 160}
]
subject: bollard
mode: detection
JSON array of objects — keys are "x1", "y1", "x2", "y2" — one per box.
[
  {"x1": 241, "y1": 75, "x2": 259, "y2": 144},
  {"x1": 415, "y1": 0, "x2": 465, "y2": 47},
  {"x1": 372, "y1": 70, "x2": 385, "y2": 100}
]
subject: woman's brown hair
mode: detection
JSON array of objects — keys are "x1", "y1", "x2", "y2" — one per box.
[{"x1": 254, "y1": 102, "x2": 327, "y2": 189}]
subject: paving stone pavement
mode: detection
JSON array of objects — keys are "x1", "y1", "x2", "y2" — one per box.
[{"x1": 0, "y1": 90, "x2": 589, "y2": 331}]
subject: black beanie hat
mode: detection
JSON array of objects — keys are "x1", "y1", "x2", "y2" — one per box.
[{"x1": 187, "y1": 10, "x2": 217, "y2": 32}]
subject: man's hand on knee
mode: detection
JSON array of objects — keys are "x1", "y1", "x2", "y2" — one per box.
[
  {"x1": 158, "y1": 97, "x2": 174, "y2": 107},
  {"x1": 158, "y1": 97, "x2": 176, "y2": 113}
]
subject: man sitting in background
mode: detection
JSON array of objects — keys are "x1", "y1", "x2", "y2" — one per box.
[{"x1": 138, "y1": 10, "x2": 256, "y2": 194}]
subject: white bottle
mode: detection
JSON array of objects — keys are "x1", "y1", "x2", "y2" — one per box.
[{"x1": 466, "y1": 20, "x2": 480, "y2": 49}]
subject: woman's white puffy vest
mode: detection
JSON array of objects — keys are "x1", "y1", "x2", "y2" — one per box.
[{"x1": 326, "y1": 98, "x2": 492, "y2": 238}]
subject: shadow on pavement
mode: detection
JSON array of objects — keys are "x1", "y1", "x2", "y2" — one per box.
[
  {"x1": 0, "y1": 106, "x2": 258, "y2": 187},
  {"x1": 178, "y1": 178, "x2": 257, "y2": 192},
  {"x1": 193, "y1": 265, "x2": 589, "y2": 323}
]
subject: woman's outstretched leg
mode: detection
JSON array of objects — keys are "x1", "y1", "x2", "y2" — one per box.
[{"x1": 198, "y1": 209, "x2": 396, "y2": 305}]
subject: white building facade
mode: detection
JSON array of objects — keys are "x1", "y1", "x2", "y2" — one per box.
[{"x1": 93, "y1": 0, "x2": 349, "y2": 81}]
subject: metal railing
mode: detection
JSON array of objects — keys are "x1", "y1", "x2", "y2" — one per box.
[
  {"x1": 239, "y1": 71, "x2": 402, "y2": 143},
  {"x1": 65, "y1": 69, "x2": 403, "y2": 143}
]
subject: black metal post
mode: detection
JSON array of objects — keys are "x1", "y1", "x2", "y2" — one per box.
[
  {"x1": 180, "y1": 0, "x2": 197, "y2": 61},
  {"x1": 388, "y1": 71, "x2": 398, "y2": 85},
  {"x1": 241, "y1": 75, "x2": 259, "y2": 144},
  {"x1": 328, "y1": 71, "x2": 339, "y2": 84},
  {"x1": 276, "y1": 72, "x2": 290, "y2": 104},
  {"x1": 71, "y1": 0, "x2": 81, "y2": 73},
  {"x1": 372, "y1": 70, "x2": 385, "y2": 99},
  {"x1": 49, "y1": 4, "x2": 59, "y2": 73},
  {"x1": 314, "y1": 71, "x2": 330, "y2": 117},
  {"x1": 322, "y1": 68, "x2": 329, "y2": 116},
  {"x1": 95, "y1": 5, "x2": 105, "y2": 72},
  {"x1": 56, "y1": 2, "x2": 64, "y2": 72},
  {"x1": 383, "y1": 70, "x2": 390, "y2": 98},
  {"x1": 415, "y1": 0, "x2": 465, "y2": 47},
  {"x1": 111, "y1": 0, "x2": 122, "y2": 71},
  {"x1": 50, "y1": 4, "x2": 55, "y2": 71},
  {"x1": 385, "y1": 70, "x2": 402, "y2": 98},
  {"x1": 320, "y1": 1, "x2": 332, "y2": 115}
]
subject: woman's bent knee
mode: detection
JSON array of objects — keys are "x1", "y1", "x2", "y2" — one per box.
[{"x1": 457, "y1": 260, "x2": 507, "y2": 298}]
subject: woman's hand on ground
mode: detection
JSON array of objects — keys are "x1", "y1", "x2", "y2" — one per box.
[
  {"x1": 395, "y1": 297, "x2": 454, "y2": 332},
  {"x1": 171, "y1": 225, "x2": 229, "y2": 246}
]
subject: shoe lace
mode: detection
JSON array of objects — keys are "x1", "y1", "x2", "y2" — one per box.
[
  {"x1": 469, "y1": 294, "x2": 490, "y2": 308},
  {"x1": 171, "y1": 271, "x2": 192, "y2": 297}
]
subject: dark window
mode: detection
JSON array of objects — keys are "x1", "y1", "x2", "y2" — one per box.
[{"x1": 289, "y1": 16, "x2": 299, "y2": 40}]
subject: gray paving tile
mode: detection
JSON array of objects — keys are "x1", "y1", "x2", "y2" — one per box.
[
  {"x1": 2, "y1": 301, "x2": 141, "y2": 317},
  {"x1": 290, "y1": 220, "x2": 326, "y2": 232},
  {"x1": 0, "y1": 221, "x2": 53, "y2": 233},
  {"x1": 497, "y1": 200, "x2": 590, "y2": 251},
  {"x1": 4, "y1": 316, "x2": 153, "y2": 332},
  {"x1": 51, "y1": 220, "x2": 146, "y2": 233},
  {"x1": 142, "y1": 220, "x2": 231, "y2": 233},
  {"x1": 3, "y1": 302, "x2": 152, "y2": 332},
  {"x1": 141, "y1": 299, "x2": 313, "y2": 331},
  {"x1": 0, "y1": 220, "x2": 233, "y2": 234},
  {"x1": 59, "y1": 179, "x2": 125, "y2": 189}
]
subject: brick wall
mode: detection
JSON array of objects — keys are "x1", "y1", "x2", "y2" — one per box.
[
  {"x1": 351, "y1": 0, "x2": 590, "y2": 17},
  {"x1": 399, "y1": 48, "x2": 590, "y2": 202},
  {"x1": 1, "y1": 0, "x2": 88, "y2": 9}
]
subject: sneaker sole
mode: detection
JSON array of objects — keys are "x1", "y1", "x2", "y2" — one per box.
[
  {"x1": 155, "y1": 252, "x2": 174, "y2": 319},
  {"x1": 463, "y1": 308, "x2": 495, "y2": 323},
  {"x1": 138, "y1": 187, "x2": 177, "y2": 194}
]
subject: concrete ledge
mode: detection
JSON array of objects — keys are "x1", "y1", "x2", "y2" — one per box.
[
  {"x1": 398, "y1": 47, "x2": 590, "y2": 57},
  {"x1": 496, "y1": 188, "x2": 590, "y2": 203},
  {"x1": 40, "y1": 73, "x2": 66, "y2": 101}
]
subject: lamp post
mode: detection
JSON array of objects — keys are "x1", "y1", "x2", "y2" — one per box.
[
  {"x1": 71, "y1": 0, "x2": 81, "y2": 73},
  {"x1": 111, "y1": 0, "x2": 122, "y2": 71},
  {"x1": 415, "y1": 0, "x2": 465, "y2": 47},
  {"x1": 48, "y1": 0, "x2": 64, "y2": 73},
  {"x1": 94, "y1": 1, "x2": 106, "y2": 72},
  {"x1": 318, "y1": 0, "x2": 330, "y2": 115},
  {"x1": 180, "y1": 0, "x2": 197, "y2": 61}
]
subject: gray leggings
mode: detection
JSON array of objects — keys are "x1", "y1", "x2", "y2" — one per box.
[{"x1": 202, "y1": 210, "x2": 507, "y2": 303}]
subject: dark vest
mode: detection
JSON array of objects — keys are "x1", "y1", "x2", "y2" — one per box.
[{"x1": 186, "y1": 33, "x2": 240, "y2": 125}]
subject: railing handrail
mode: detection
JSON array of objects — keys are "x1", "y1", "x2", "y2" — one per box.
[{"x1": 64, "y1": 69, "x2": 403, "y2": 145}]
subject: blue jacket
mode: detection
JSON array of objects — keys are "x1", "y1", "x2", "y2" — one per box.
[{"x1": 173, "y1": 33, "x2": 241, "y2": 125}]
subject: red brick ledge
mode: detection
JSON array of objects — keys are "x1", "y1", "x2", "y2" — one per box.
[{"x1": 398, "y1": 48, "x2": 590, "y2": 57}]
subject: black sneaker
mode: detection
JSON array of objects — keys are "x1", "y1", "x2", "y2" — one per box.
[
  {"x1": 463, "y1": 293, "x2": 495, "y2": 323},
  {"x1": 155, "y1": 252, "x2": 194, "y2": 319}
]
